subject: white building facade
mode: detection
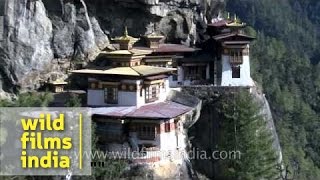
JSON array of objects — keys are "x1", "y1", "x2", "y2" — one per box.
[
  {"x1": 221, "y1": 45, "x2": 254, "y2": 86},
  {"x1": 87, "y1": 78, "x2": 170, "y2": 107},
  {"x1": 213, "y1": 33, "x2": 255, "y2": 87}
]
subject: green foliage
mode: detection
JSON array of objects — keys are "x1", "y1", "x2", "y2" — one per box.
[
  {"x1": 226, "y1": 0, "x2": 320, "y2": 179},
  {"x1": 90, "y1": 122, "x2": 128, "y2": 179},
  {"x1": 0, "y1": 92, "x2": 54, "y2": 107},
  {"x1": 0, "y1": 99, "x2": 13, "y2": 107},
  {"x1": 65, "y1": 94, "x2": 82, "y2": 107},
  {"x1": 217, "y1": 91, "x2": 279, "y2": 180},
  {"x1": 0, "y1": 92, "x2": 53, "y2": 180}
]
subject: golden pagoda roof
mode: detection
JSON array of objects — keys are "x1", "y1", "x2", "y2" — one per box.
[
  {"x1": 72, "y1": 65, "x2": 176, "y2": 77},
  {"x1": 144, "y1": 32, "x2": 165, "y2": 39},
  {"x1": 131, "y1": 65, "x2": 175, "y2": 76},
  {"x1": 226, "y1": 14, "x2": 246, "y2": 27},
  {"x1": 112, "y1": 27, "x2": 139, "y2": 43},
  {"x1": 101, "y1": 49, "x2": 152, "y2": 56},
  {"x1": 49, "y1": 79, "x2": 68, "y2": 85},
  {"x1": 72, "y1": 67, "x2": 140, "y2": 76}
]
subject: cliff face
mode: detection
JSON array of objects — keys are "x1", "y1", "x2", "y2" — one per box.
[
  {"x1": 251, "y1": 86, "x2": 283, "y2": 163},
  {"x1": 182, "y1": 86, "x2": 283, "y2": 178},
  {"x1": 0, "y1": 0, "x2": 224, "y2": 97}
]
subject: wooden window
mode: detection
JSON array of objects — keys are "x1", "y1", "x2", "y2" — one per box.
[
  {"x1": 138, "y1": 125, "x2": 156, "y2": 140},
  {"x1": 232, "y1": 66, "x2": 241, "y2": 78},
  {"x1": 230, "y1": 49, "x2": 243, "y2": 64},
  {"x1": 164, "y1": 122, "x2": 170, "y2": 132},
  {"x1": 104, "y1": 87, "x2": 118, "y2": 104},
  {"x1": 189, "y1": 66, "x2": 198, "y2": 75},
  {"x1": 151, "y1": 86, "x2": 157, "y2": 98},
  {"x1": 145, "y1": 84, "x2": 159, "y2": 103},
  {"x1": 186, "y1": 66, "x2": 203, "y2": 80},
  {"x1": 172, "y1": 74, "x2": 178, "y2": 81},
  {"x1": 96, "y1": 122, "x2": 123, "y2": 142}
]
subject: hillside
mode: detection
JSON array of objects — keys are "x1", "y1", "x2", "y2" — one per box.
[{"x1": 226, "y1": 0, "x2": 320, "y2": 179}]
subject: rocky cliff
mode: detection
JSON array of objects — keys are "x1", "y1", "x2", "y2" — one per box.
[
  {"x1": 182, "y1": 86, "x2": 283, "y2": 178},
  {"x1": 0, "y1": 0, "x2": 224, "y2": 97}
]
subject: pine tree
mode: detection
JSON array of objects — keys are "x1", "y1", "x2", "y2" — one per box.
[{"x1": 218, "y1": 91, "x2": 279, "y2": 180}]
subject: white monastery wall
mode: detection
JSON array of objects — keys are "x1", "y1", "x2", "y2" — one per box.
[
  {"x1": 221, "y1": 55, "x2": 254, "y2": 86},
  {"x1": 87, "y1": 90, "x2": 105, "y2": 106}
]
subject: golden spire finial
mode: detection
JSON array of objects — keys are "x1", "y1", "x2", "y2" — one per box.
[
  {"x1": 227, "y1": 12, "x2": 230, "y2": 20},
  {"x1": 234, "y1": 14, "x2": 237, "y2": 22},
  {"x1": 124, "y1": 26, "x2": 128, "y2": 37}
]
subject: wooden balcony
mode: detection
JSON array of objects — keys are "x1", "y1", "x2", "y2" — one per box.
[{"x1": 230, "y1": 56, "x2": 243, "y2": 64}]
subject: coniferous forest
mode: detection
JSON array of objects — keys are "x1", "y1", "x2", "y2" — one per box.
[{"x1": 226, "y1": 0, "x2": 320, "y2": 179}]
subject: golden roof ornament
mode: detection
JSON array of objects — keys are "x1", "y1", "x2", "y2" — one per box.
[
  {"x1": 113, "y1": 26, "x2": 138, "y2": 41},
  {"x1": 124, "y1": 26, "x2": 129, "y2": 37},
  {"x1": 226, "y1": 14, "x2": 246, "y2": 27},
  {"x1": 50, "y1": 78, "x2": 68, "y2": 85},
  {"x1": 144, "y1": 31, "x2": 165, "y2": 39},
  {"x1": 112, "y1": 26, "x2": 139, "y2": 50},
  {"x1": 143, "y1": 28, "x2": 164, "y2": 49},
  {"x1": 144, "y1": 23, "x2": 164, "y2": 39}
]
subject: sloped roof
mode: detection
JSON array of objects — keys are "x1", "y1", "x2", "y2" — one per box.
[
  {"x1": 72, "y1": 65, "x2": 176, "y2": 77},
  {"x1": 208, "y1": 18, "x2": 246, "y2": 28},
  {"x1": 131, "y1": 66, "x2": 175, "y2": 76},
  {"x1": 92, "y1": 101, "x2": 193, "y2": 120},
  {"x1": 143, "y1": 33, "x2": 165, "y2": 39},
  {"x1": 102, "y1": 49, "x2": 152, "y2": 56},
  {"x1": 213, "y1": 33, "x2": 255, "y2": 41},
  {"x1": 136, "y1": 43, "x2": 197, "y2": 53},
  {"x1": 72, "y1": 67, "x2": 140, "y2": 76}
]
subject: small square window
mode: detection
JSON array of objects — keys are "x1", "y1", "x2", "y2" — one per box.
[
  {"x1": 232, "y1": 66, "x2": 241, "y2": 78},
  {"x1": 145, "y1": 84, "x2": 159, "y2": 103},
  {"x1": 172, "y1": 74, "x2": 178, "y2": 81},
  {"x1": 104, "y1": 87, "x2": 118, "y2": 104},
  {"x1": 138, "y1": 125, "x2": 156, "y2": 140}
]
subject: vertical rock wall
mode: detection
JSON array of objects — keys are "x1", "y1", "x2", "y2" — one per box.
[
  {"x1": 0, "y1": 0, "x2": 224, "y2": 96},
  {"x1": 181, "y1": 86, "x2": 283, "y2": 178}
]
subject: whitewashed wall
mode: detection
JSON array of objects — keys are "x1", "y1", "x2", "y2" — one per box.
[
  {"x1": 159, "y1": 119, "x2": 178, "y2": 151},
  {"x1": 87, "y1": 90, "x2": 138, "y2": 106},
  {"x1": 169, "y1": 66, "x2": 183, "y2": 87},
  {"x1": 158, "y1": 78, "x2": 170, "y2": 102},
  {"x1": 88, "y1": 79, "x2": 171, "y2": 107},
  {"x1": 169, "y1": 65, "x2": 210, "y2": 87},
  {"x1": 119, "y1": 91, "x2": 138, "y2": 105},
  {"x1": 221, "y1": 55, "x2": 254, "y2": 86}
]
